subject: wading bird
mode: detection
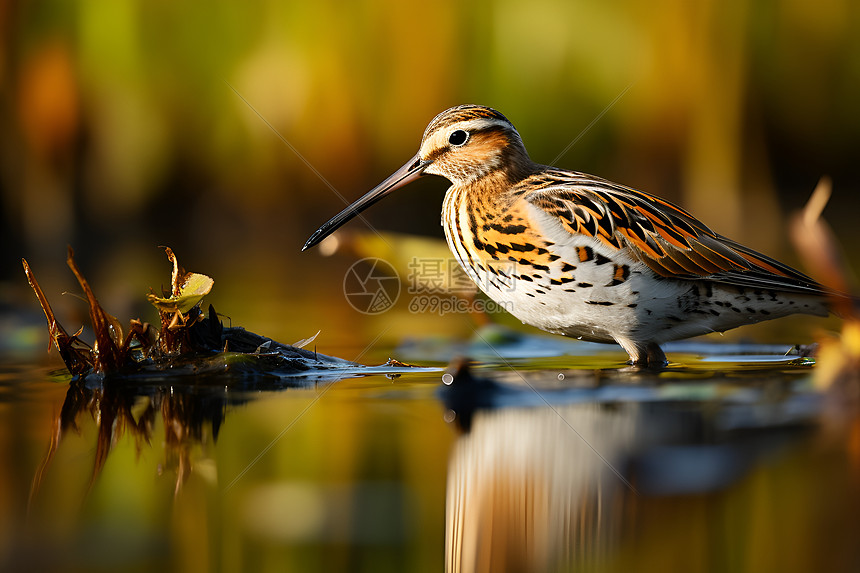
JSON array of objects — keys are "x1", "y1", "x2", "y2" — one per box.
[{"x1": 304, "y1": 105, "x2": 838, "y2": 365}]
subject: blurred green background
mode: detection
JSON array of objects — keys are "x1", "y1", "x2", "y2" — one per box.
[{"x1": 2, "y1": 0, "x2": 860, "y2": 346}]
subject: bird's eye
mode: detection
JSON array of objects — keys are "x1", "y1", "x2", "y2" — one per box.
[{"x1": 448, "y1": 129, "x2": 469, "y2": 146}]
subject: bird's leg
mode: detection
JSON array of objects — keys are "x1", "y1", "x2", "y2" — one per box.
[
  {"x1": 617, "y1": 338, "x2": 648, "y2": 365},
  {"x1": 645, "y1": 343, "x2": 668, "y2": 367},
  {"x1": 618, "y1": 338, "x2": 667, "y2": 368}
]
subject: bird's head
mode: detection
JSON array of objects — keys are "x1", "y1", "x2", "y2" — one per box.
[{"x1": 303, "y1": 105, "x2": 529, "y2": 251}]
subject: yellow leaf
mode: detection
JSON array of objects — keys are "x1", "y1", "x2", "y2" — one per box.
[
  {"x1": 147, "y1": 272, "x2": 214, "y2": 314},
  {"x1": 147, "y1": 248, "x2": 214, "y2": 314}
]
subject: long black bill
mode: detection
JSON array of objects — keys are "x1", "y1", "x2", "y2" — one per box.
[{"x1": 302, "y1": 154, "x2": 432, "y2": 251}]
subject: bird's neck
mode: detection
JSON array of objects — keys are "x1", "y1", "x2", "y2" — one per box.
[{"x1": 460, "y1": 153, "x2": 536, "y2": 201}]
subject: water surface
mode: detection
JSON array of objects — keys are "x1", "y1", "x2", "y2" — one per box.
[{"x1": 2, "y1": 332, "x2": 859, "y2": 572}]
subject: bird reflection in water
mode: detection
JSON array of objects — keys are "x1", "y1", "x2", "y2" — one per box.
[
  {"x1": 438, "y1": 361, "x2": 819, "y2": 573},
  {"x1": 445, "y1": 403, "x2": 637, "y2": 572},
  {"x1": 440, "y1": 365, "x2": 640, "y2": 572}
]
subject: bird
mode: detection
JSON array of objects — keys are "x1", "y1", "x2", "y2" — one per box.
[{"x1": 303, "y1": 104, "x2": 840, "y2": 365}]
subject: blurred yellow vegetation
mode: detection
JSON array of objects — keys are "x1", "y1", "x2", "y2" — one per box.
[
  {"x1": 789, "y1": 180, "x2": 860, "y2": 435},
  {"x1": 4, "y1": 1, "x2": 859, "y2": 256},
  {"x1": 1, "y1": 0, "x2": 858, "y2": 347}
]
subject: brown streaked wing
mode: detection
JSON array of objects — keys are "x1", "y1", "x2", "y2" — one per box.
[{"x1": 523, "y1": 169, "x2": 831, "y2": 296}]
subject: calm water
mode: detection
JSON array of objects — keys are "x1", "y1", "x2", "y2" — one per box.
[{"x1": 2, "y1": 330, "x2": 860, "y2": 572}]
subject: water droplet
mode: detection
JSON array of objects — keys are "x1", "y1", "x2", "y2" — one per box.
[
  {"x1": 557, "y1": 373, "x2": 565, "y2": 381},
  {"x1": 441, "y1": 373, "x2": 454, "y2": 385}
]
